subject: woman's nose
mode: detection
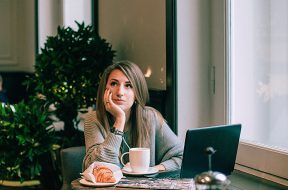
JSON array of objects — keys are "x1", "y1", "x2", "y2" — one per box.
[{"x1": 116, "y1": 85, "x2": 124, "y2": 97}]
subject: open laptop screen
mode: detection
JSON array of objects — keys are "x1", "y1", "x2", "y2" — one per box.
[{"x1": 180, "y1": 124, "x2": 241, "y2": 178}]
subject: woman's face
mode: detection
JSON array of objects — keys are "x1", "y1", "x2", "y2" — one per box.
[{"x1": 106, "y1": 69, "x2": 135, "y2": 113}]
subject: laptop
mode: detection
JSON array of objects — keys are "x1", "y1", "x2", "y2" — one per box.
[{"x1": 179, "y1": 124, "x2": 242, "y2": 178}]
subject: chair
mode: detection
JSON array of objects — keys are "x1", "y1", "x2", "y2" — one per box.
[{"x1": 60, "y1": 146, "x2": 85, "y2": 190}]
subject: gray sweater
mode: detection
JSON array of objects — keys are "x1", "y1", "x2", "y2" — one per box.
[{"x1": 83, "y1": 110, "x2": 183, "y2": 171}]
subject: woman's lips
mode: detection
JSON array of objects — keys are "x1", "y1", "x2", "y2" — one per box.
[{"x1": 113, "y1": 99, "x2": 125, "y2": 104}]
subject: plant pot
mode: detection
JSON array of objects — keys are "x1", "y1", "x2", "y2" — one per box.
[{"x1": 0, "y1": 179, "x2": 40, "y2": 187}]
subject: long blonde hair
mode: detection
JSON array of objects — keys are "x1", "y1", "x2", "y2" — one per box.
[{"x1": 96, "y1": 60, "x2": 161, "y2": 147}]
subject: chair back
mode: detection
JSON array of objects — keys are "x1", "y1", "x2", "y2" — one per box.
[{"x1": 61, "y1": 146, "x2": 85, "y2": 190}]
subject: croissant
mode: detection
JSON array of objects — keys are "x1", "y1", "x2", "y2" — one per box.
[{"x1": 93, "y1": 166, "x2": 116, "y2": 183}]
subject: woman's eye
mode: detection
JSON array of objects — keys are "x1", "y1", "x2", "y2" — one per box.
[
  {"x1": 110, "y1": 81, "x2": 117, "y2": 86},
  {"x1": 126, "y1": 84, "x2": 133, "y2": 88}
]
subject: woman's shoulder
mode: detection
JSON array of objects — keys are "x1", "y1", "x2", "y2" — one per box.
[
  {"x1": 84, "y1": 110, "x2": 99, "y2": 125},
  {"x1": 84, "y1": 110, "x2": 107, "y2": 135},
  {"x1": 144, "y1": 106, "x2": 165, "y2": 125},
  {"x1": 85, "y1": 110, "x2": 96, "y2": 119},
  {"x1": 144, "y1": 106, "x2": 160, "y2": 115}
]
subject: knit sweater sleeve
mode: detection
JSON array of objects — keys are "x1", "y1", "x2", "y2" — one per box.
[
  {"x1": 155, "y1": 122, "x2": 184, "y2": 171},
  {"x1": 82, "y1": 111, "x2": 122, "y2": 170}
]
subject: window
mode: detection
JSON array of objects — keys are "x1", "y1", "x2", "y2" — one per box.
[
  {"x1": 38, "y1": 0, "x2": 92, "y2": 51},
  {"x1": 229, "y1": 0, "x2": 288, "y2": 183},
  {"x1": 62, "y1": 0, "x2": 91, "y2": 29}
]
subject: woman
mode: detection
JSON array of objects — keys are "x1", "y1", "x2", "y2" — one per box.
[
  {"x1": 0, "y1": 74, "x2": 8, "y2": 103},
  {"x1": 83, "y1": 60, "x2": 183, "y2": 172}
]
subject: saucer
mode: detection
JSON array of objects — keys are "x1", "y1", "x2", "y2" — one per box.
[
  {"x1": 79, "y1": 178, "x2": 117, "y2": 187},
  {"x1": 122, "y1": 167, "x2": 159, "y2": 176}
]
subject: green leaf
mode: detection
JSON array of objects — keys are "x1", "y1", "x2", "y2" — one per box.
[{"x1": 16, "y1": 135, "x2": 26, "y2": 144}]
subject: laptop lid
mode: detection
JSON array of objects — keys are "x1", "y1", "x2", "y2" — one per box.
[{"x1": 180, "y1": 124, "x2": 241, "y2": 178}]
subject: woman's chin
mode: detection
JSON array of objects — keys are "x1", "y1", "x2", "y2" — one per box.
[{"x1": 118, "y1": 106, "x2": 131, "y2": 114}]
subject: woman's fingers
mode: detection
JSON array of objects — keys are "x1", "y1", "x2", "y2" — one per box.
[
  {"x1": 103, "y1": 89, "x2": 125, "y2": 121},
  {"x1": 103, "y1": 88, "x2": 110, "y2": 104},
  {"x1": 104, "y1": 89, "x2": 114, "y2": 109}
]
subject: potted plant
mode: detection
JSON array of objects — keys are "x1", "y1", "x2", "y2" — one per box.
[
  {"x1": 0, "y1": 98, "x2": 56, "y2": 185},
  {"x1": 25, "y1": 22, "x2": 115, "y2": 148}
]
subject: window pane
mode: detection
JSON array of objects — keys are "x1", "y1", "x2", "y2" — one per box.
[
  {"x1": 63, "y1": 0, "x2": 92, "y2": 28},
  {"x1": 231, "y1": 0, "x2": 288, "y2": 151}
]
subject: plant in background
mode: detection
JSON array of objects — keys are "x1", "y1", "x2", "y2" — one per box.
[
  {"x1": 0, "y1": 99, "x2": 56, "y2": 182},
  {"x1": 25, "y1": 22, "x2": 115, "y2": 148}
]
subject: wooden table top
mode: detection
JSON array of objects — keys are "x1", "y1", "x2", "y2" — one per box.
[
  {"x1": 71, "y1": 178, "x2": 152, "y2": 190},
  {"x1": 71, "y1": 170, "x2": 196, "y2": 190},
  {"x1": 71, "y1": 174, "x2": 195, "y2": 190}
]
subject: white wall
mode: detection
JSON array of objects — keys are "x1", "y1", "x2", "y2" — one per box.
[{"x1": 177, "y1": 0, "x2": 215, "y2": 141}]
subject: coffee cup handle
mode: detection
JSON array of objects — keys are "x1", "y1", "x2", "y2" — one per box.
[{"x1": 120, "y1": 152, "x2": 129, "y2": 166}]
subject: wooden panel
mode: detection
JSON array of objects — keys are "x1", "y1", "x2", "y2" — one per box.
[{"x1": 0, "y1": 0, "x2": 17, "y2": 65}]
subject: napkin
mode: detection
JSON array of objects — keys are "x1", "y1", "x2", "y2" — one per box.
[{"x1": 81, "y1": 161, "x2": 123, "y2": 184}]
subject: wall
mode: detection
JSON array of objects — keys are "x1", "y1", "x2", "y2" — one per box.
[
  {"x1": 177, "y1": 0, "x2": 214, "y2": 141},
  {"x1": 0, "y1": 0, "x2": 35, "y2": 72}
]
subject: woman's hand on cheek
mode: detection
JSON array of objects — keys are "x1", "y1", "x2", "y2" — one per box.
[{"x1": 104, "y1": 89, "x2": 125, "y2": 121}]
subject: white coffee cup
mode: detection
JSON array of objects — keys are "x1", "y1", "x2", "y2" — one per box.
[{"x1": 121, "y1": 148, "x2": 150, "y2": 173}]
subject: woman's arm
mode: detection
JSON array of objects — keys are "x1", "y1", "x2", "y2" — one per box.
[
  {"x1": 82, "y1": 111, "x2": 123, "y2": 170},
  {"x1": 155, "y1": 122, "x2": 184, "y2": 171}
]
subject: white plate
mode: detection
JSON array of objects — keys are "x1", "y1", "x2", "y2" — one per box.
[
  {"x1": 79, "y1": 178, "x2": 117, "y2": 187},
  {"x1": 122, "y1": 167, "x2": 159, "y2": 176}
]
